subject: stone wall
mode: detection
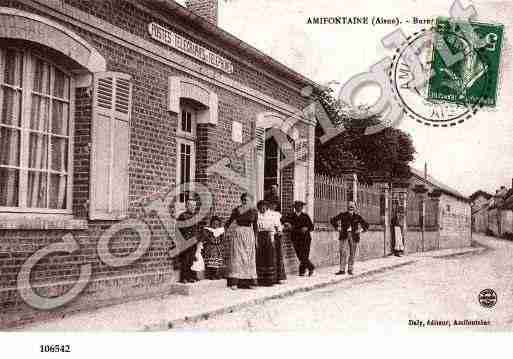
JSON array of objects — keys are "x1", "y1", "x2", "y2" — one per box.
[{"x1": 308, "y1": 226, "x2": 443, "y2": 271}]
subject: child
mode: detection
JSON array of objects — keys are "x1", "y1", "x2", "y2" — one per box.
[
  {"x1": 190, "y1": 236, "x2": 205, "y2": 281},
  {"x1": 202, "y1": 216, "x2": 225, "y2": 280}
]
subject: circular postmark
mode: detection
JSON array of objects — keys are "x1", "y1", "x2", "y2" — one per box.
[
  {"x1": 389, "y1": 28, "x2": 492, "y2": 127},
  {"x1": 478, "y1": 288, "x2": 497, "y2": 308}
]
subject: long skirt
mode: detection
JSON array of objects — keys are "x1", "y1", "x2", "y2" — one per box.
[
  {"x1": 394, "y1": 226, "x2": 405, "y2": 252},
  {"x1": 227, "y1": 225, "x2": 257, "y2": 284},
  {"x1": 256, "y1": 231, "x2": 277, "y2": 286},
  {"x1": 203, "y1": 242, "x2": 224, "y2": 269},
  {"x1": 274, "y1": 233, "x2": 287, "y2": 282}
]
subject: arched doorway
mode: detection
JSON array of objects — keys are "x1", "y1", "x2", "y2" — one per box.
[
  {"x1": 263, "y1": 128, "x2": 294, "y2": 210},
  {"x1": 254, "y1": 112, "x2": 299, "y2": 209}
]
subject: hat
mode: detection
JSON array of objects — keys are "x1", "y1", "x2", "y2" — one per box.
[
  {"x1": 293, "y1": 200, "x2": 306, "y2": 208},
  {"x1": 257, "y1": 200, "x2": 268, "y2": 209}
]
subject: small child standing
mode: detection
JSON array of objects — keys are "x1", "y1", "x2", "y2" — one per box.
[
  {"x1": 202, "y1": 216, "x2": 225, "y2": 280},
  {"x1": 190, "y1": 236, "x2": 205, "y2": 281}
]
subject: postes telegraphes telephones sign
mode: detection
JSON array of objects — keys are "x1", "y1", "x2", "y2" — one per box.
[{"x1": 148, "y1": 22, "x2": 234, "y2": 74}]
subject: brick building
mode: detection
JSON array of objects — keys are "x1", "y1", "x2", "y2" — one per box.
[{"x1": 0, "y1": 0, "x2": 318, "y2": 327}]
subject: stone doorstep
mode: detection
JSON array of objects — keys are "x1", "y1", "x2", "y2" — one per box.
[{"x1": 169, "y1": 278, "x2": 226, "y2": 296}]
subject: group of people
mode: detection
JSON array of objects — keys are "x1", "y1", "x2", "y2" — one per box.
[
  {"x1": 177, "y1": 193, "x2": 405, "y2": 288},
  {"x1": 176, "y1": 193, "x2": 316, "y2": 289},
  {"x1": 223, "y1": 193, "x2": 317, "y2": 289}
]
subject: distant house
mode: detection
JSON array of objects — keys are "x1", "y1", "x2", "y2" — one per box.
[
  {"x1": 470, "y1": 190, "x2": 492, "y2": 233},
  {"x1": 488, "y1": 185, "x2": 513, "y2": 237},
  {"x1": 470, "y1": 190, "x2": 493, "y2": 207},
  {"x1": 409, "y1": 168, "x2": 471, "y2": 245}
]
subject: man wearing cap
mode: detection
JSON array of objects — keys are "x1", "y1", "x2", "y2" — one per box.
[
  {"x1": 283, "y1": 200, "x2": 315, "y2": 276},
  {"x1": 330, "y1": 201, "x2": 369, "y2": 275}
]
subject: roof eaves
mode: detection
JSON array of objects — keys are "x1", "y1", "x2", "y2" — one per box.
[{"x1": 410, "y1": 168, "x2": 469, "y2": 202}]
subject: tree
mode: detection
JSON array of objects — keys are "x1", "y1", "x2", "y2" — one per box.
[{"x1": 313, "y1": 87, "x2": 416, "y2": 185}]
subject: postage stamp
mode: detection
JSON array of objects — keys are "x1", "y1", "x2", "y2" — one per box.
[
  {"x1": 427, "y1": 17, "x2": 504, "y2": 107},
  {"x1": 389, "y1": 28, "x2": 481, "y2": 127}
]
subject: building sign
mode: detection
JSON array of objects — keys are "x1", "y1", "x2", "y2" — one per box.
[
  {"x1": 232, "y1": 121, "x2": 242, "y2": 143},
  {"x1": 148, "y1": 22, "x2": 234, "y2": 74}
]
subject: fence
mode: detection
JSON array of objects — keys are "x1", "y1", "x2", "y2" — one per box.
[
  {"x1": 314, "y1": 174, "x2": 441, "y2": 228},
  {"x1": 314, "y1": 174, "x2": 348, "y2": 224},
  {"x1": 314, "y1": 174, "x2": 382, "y2": 225}
]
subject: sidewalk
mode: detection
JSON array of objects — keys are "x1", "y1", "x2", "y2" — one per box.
[{"x1": 21, "y1": 245, "x2": 484, "y2": 331}]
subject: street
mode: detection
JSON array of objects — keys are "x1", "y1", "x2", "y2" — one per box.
[{"x1": 175, "y1": 236, "x2": 513, "y2": 331}]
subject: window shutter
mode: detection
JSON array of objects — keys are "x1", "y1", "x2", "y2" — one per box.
[
  {"x1": 255, "y1": 126, "x2": 265, "y2": 201},
  {"x1": 90, "y1": 72, "x2": 132, "y2": 220},
  {"x1": 295, "y1": 138, "x2": 308, "y2": 162}
]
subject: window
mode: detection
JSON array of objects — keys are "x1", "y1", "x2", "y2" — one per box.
[
  {"x1": 0, "y1": 48, "x2": 73, "y2": 212},
  {"x1": 263, "y1": 128, "x2": 294, "y2": 205},
  {"x1": 264, "y1": 134, "x2": 280, "y2": 192},
  {"x1": 178, "y1": 105, "x2": 196, "y2": 137},
  {"x1": 176, "y1": 104, "x2": 197, "y2": 208},
  {"x1": 177, "y1": 140, "x2": 195, "y2": 203}
]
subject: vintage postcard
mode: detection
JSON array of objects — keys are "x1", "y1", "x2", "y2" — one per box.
[{"x1": 0, "y1": 0, "x2": 512, "y2": 356}]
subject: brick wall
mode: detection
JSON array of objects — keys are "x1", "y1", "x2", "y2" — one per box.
[
  {"x1": 72, "y1": 87, "x2": 92, "y2": 219},
  {"x1": 0, "y1": 0, "x2": 312, "y2": 328}
]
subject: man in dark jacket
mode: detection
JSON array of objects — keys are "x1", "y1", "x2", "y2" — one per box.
[
  {"x1": 330, "y1": 201, "x2": 369, "y2": 275},
  {"x1": 283, "y1": 201, "x2": 315, "y2": 276}
]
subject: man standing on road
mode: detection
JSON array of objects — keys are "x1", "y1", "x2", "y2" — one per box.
[
  {"x1": 283, "y1": 201, "x2": 315, "y2": 277},
  {"x1": 330, "y1": 201, "x2": 369, "y2": 275}
]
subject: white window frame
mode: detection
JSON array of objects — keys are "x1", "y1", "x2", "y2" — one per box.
[
  {"x1": 0, "y1": 48, "x2": 75, "y2": 214},
  {"x1": 175, "y1": 103, "x2": 197, "y2": 214},
  {"x1": 264, "y1": 133, "x2": 282, "y2": 197},
  {"x1": 175, "y1": 138, "x2": 196, "y2": 213},
  {"x1": 177, "y1": 105, "x2": 196, "y2": 139}
]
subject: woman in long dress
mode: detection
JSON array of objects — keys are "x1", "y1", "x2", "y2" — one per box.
[
  {"x1": 225, "y1": 193, "x2": 258, "y2": 289},
  {"x1": 256, "y1": 200, "x2": 277, "y2": 286},
  {"x1": 268, "y1": 200, "x2": 286, "y2": 283},
  {"x1": 392, "y1": 211, "x2": 405, "y2": 256}
]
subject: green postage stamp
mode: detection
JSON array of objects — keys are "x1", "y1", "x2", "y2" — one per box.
[{"x1": 427, "y1": 17, "x2": 504, "y2": 107}]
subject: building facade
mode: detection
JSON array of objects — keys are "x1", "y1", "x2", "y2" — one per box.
[
  {"x1": 484, "y1": 186, "x2": 513, "y2": 237},
  {"x1": 470, "y1": 190, "x2": 492, "y2": 233},
  {"x1": 0, "y1": 0, "x2": 317, "y2": 327},
  {"x1": 408, "y1": 168, "x2": 471, "y2": 248}
]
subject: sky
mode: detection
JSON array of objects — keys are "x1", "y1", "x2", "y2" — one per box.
[{"x1": 178, "y1": 0, "x2": 513, "y2": 196}]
